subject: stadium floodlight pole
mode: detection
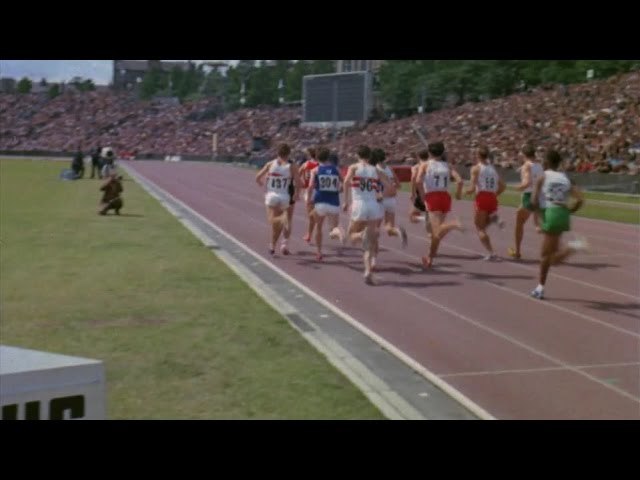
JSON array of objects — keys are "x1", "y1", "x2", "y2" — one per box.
[{"x1": 240, "y1": 80, "x2": 246, "y2": 106}]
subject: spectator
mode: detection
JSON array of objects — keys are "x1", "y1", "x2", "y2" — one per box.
[{"x1": 1, "y1": 71, "x2": 638, "y2": 176}]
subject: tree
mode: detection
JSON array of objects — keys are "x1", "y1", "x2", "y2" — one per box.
[
  {"x1": 376, "y1": 59, "x2": 639, "y2": 115},
  {"x1": 285, "y1": 60, "x2": 307, "y2": 102},
  {"x1": 48, "y1": 84, "x2": 60, "y2": 99},
  {"x1": 201, "y1": 68, "x2": 225, "y2": 98},
  {"x1": 140, "y1": 67, "x2": 167, "y2": 99},
  {"x1": 378, "y1": 61, "x2": 419, "y2": 113},
  {"x1": 17, "y1": 77, "x2": 32, "y2": 94},
  {"x1": 82, "y1": 79, "x2": 96, "y2": 91},
  {"x1": 70, "y1": 77, "x2": 96, "y2": 92},
  {"x1": 39, "y1": 78, "x2": 47, "y2": 87}
]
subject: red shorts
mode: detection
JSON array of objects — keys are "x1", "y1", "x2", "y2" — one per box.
[
  {"x1": 475, "y1": 191, "x2": 498, "y2": 214},
  {"x1": 424, "y1": 191, "x2": 452, "y2": 214}
]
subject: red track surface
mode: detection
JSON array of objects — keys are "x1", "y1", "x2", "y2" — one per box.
[{"x1": 130, "y1": 161, "x2": 640, "y2": 419}]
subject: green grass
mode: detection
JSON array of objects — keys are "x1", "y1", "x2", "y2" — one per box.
[
  {"x1": 400, "y1": 183, "x2": 640, "y2": 224},
  {"x1": 0, "y1": 159, "x2": 384, "y2": 419}
]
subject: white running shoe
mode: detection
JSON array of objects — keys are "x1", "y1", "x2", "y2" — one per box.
[
  {"x1": 568, "y1": 235, "x2": 590, "y2": 253},
  {"x1": 330, "y1": 227, "x2": 345, "y2": 245},
  {"x1": 364, "y1": 271, "x2": 374, "y2": 285},
  {"x1": 530, "y1": 289, "x2": 544, "y2": 300}
]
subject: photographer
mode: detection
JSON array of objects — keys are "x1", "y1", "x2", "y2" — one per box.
[
  {"x1": 100, "y1": 147, "x2": 117, "y2": 178},
  {"x1": 98, "y1": 172, "x2": 124, "y2": 215},
  {"x1": 70, "y1": 146, "x2": 85, "y2": 179},
  {"x1": 90, "y1": 145, "x2": 103, "y2": 179}
]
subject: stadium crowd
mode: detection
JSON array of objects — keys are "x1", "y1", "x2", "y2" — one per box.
[{"x1": 1, "y1": 71, "x2": 638, "y2": 175}]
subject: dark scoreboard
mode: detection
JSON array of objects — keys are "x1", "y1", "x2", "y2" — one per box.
[{"x1": 302, "y1": 72, "x2": 373, "y2": 124}]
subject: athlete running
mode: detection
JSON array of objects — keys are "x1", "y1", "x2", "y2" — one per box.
[
  {"x1": 530, "y1": 149, "x2": 588, "y2": 299},
  {"x1": 307, "y1": 146, "x2": 345, "y2": 261},
  {"x1": 343, "y1": 145, "x2": 395, "y2": 284},
  {"x1": 415, "y1": 141, "x2": 465, "y2": 269},
  {"x1": 508, "y1": 143, "x2": 545, "y2": 260},
  {"x1": 410, "y1": 150, "x2": 432, "y2": 237},
  {"x1": 373, "y1": 148, "x2": 408, "y2": 265},
  {"x1": 255, "y1": 143, "x2": 303, "y2": 256},
  {"x1": 300, "y1": 147, "x2": 319, "y2": 244},
  {"x1": 465, "y1": 146, "x2": 506, "y2": 260}
]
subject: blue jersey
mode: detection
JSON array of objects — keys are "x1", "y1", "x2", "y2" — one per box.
[{"x1": 313, "y1": 164, "x2": 341, "y2": 206}]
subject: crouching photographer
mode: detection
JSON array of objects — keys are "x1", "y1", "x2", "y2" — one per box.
[{"x1": 98, "y1": 173, "x2": 124, "y2": 215}]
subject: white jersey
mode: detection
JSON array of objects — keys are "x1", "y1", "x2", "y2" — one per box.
[
  {"x1": 541, "y1": 170, "x2": 572, "y2": 208},
  {"x1": 423, "y1": 160, "x2": 450, "y2": 193},
  {"x1": 376, "y1": 164, "x2": 396, "y2": 197},
  {"x1": 350, "y1": 163, "x2": 379, "y2": 202},
  {"x1": 476, "y1": 163, "x2": 499, "y2": 193},
  {"x1": 524, "y1": 162, "x2": 544, "y2": 193},
  {"x1": 266, "y1": 160, "x2": 292, "y2": 194}
]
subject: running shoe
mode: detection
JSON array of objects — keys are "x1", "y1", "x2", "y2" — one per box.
[
  {"x1": 530, "y1": 289, "x2": 544, "y2": 300},
  {"x1": 507, "y1": 247, "x2": 521, "y2": 260}
]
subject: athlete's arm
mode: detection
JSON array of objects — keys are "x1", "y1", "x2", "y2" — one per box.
[
  {"x1": 416, "y1": 163, "x2": 426, "y2": 200},
  {"x1": 342, "y1": 165, "x2": 355, "y2": 212},
  {"x1": 378, "y1": 170, "x2": 396, "y2": 197},
  {"x1": 451, "y1": 168, "x2": 464, "y2": 200},
  {"x1": 291, "y1": 162, "x2": 303, "y2": 201},
  {"x1": 465, "y1": 165, "x2": 478, "y2": 196},
  {"x1": 569, "y1": 182, "x2": 585, "y2": 213},
  {"x1": 307, "y1": 167, "x2": 317, "y2": 206},
  {"x1": 409, "y1": 165, "x2": 418, "y2": 201},
  {"x1": 255, "y1": 161, "x2": 272, "y2": 186},
  {"x1": 517, "y1": 162, "x2": 531, "y2": 191},
  {"x1": 497, "y1": 175, "x2": 507, "y2": 196},
  {"x1": 531, "y1": 175, "x2": 544, "y2": 210},
  {"x1": 391, "y1": 167, "x2": 402, "y2": 190}
]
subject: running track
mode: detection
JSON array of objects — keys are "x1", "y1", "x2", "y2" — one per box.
[{"x1": 130, "y1": 161, "x2": 640, "y2": 419}]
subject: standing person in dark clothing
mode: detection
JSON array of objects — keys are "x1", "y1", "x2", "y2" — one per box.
[
  {"x1": 70, "y1": 146, "x2": 85, "y2": 179},
  {"x1": 90, "y1": 145, "x2": 103, "y2": 179}
]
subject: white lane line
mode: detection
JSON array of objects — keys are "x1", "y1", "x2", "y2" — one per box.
[{"x1": 402, "y1": 288, "x2": 640, "y2": 405}]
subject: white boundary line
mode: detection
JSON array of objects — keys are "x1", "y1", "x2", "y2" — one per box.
[
  {"x1": 402, "y1": 289, "x2": 640, "y2": 405},
  {"x1": 439, "y1": 362, "x2": 640, "y2": 378},
  {"x1": 122, "y1": 163, "x2": 496, "y2": 420}
]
